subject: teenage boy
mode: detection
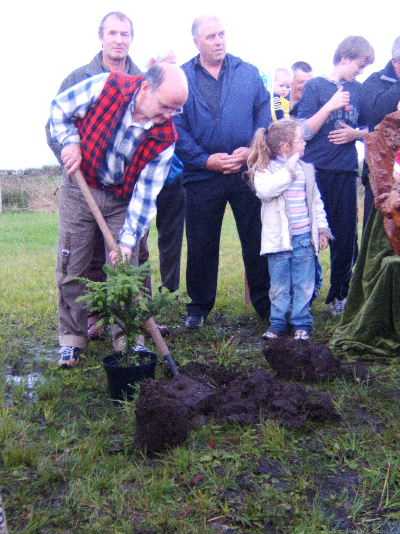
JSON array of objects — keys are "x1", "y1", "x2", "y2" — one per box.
[{"x1": 297, "y1": 36, "x2": 374, "y2": 315}]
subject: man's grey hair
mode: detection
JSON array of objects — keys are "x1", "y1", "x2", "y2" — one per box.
[
  {"x1": 98, "y1": 11, "x2": 134, "y2": 39},
  {"x1": 191, "y1": 15, "x2": 221, "y2": 38},
  {"x1": 145, "y1": 64, "x2": 165, "y2": 90}
]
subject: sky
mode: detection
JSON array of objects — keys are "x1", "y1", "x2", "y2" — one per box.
[{"x1": 2, "y1": 0, "x2": 399, "y2": 169}]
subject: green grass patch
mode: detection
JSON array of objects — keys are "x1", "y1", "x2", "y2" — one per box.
[{"x1": 1, "y1": 209, "x2": 400, "y2": 533}]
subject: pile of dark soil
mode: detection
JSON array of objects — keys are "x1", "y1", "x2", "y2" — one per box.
[
  {"x1": 135, "y1": 363, "x2": 339, "y2": 454},
  {"x1": 263, "y1": 337, "x2": 369, "y2": 382}
]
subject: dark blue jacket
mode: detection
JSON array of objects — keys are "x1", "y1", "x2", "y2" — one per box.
[
  {"x1": 175, "y1": 54, "x2": 271, "y2": 184},
  {"x1": 360, "y1": 61, "x2": 400, "y2": 131}
]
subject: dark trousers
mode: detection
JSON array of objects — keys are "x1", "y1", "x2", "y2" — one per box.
[
  {"x1": 184, "y1": 173, "x2": 270, "y2": 319},
  {"x1": 156, "y1": 177, "x2": 185, "y2": 292},
  {"x1": 315, "y1": 169, "x2": 358, "y2": 303}
]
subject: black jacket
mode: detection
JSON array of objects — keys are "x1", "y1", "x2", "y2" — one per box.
[{"x1": 360, "y1": 61, "x2": 400, "y2": 131}]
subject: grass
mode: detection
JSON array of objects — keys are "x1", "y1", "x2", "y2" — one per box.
[{"x1": 1, "y1": 207, "x2": 400, "y2": 533}]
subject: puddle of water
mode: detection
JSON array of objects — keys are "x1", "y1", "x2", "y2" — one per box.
[{"x1": 3, "y1": 343, "x2": 58, "y2": 405}]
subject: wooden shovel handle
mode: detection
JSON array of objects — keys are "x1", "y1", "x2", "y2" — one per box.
[
  {"x1": 74, "y1": 170, "x2": 119, "y2": 254},
  {"x1": 73, "y1": 170, "x2": 176, "y2": 367}
]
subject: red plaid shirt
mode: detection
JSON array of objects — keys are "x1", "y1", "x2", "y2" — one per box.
[{"x1": 76, "y1": 72, "x2": 177, "y2": 199}]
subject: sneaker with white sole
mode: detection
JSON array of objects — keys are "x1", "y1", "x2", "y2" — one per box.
[
  {"x1": 328, "y1": 298, "x2": 347, "y2": 316},
  {"x1": 58, "y1": 346, "x2": 81, "y2": 368},
  {"x1": 262, "y1": 330, "x2": 279, "y2": 340},
  {"x1": 293, "y1": 329, "x2": 310, "y2": 341}
]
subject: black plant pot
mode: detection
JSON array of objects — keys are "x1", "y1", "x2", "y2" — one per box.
[{"x1": 103, "y1": 348, "x2": 157, "y2": 401}]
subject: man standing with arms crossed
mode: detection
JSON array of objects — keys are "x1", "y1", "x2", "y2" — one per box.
[{"x1": 175, "y1": 15, "x2": 271, "y2": 328}]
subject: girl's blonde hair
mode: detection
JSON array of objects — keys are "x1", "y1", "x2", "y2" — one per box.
[{"x1": 247, "y1": 119, "x2": 300, "y2": 184}]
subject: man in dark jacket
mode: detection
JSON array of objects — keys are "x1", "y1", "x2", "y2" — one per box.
[
  {"x1": 175, "y1": 15, "x2": 271, "y2": 328},
  {"x1": 360, "y1": 36, "x2": 400, "y2": 226}
]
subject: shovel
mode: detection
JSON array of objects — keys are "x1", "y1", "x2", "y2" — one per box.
[{"x1": 74, "y1": 170, "x2": 180, "y2": 377}]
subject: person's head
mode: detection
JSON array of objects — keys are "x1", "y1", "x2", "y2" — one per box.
[
  {"x1": 135, "y1": 62, "x2": 189, "y2": 125},
  {"x1": 333, "y1": 36, "x2": 375, "y2": 81},
  {"x1": 192, "y1": 16, "x2": 226, "y2": 66},
  {"x1": 273, "y1": 68, "x2": 292, "y2": 98},
  {"x1": 391, "y1": 36, "x2": 400, "y2": 78},
  {"x1": 247, "y1": 120, "x2": 305, "y2": 180},
  {"x1": 291, "y1": 61, "x2": 313, "y2": 100},
  {"x1": 98, "y1": 12, "x2": 133, "y2": 64}
]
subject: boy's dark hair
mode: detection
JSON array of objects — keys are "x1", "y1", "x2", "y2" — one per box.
[
  {"x1": 291, "y1": 61, "x2": 312, "y2": 73},
  {"x1": 333, "y1": 36, "x2": 374, "y2": 66}
]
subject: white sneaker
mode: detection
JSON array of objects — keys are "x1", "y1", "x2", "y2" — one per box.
[
  {"x1": 328, "y1": 298, "x2": 347, "y2": 316},
  {"x1": 262, "y1": 330, "x2": 279, "y2": 340},
  {"x1": 293, "y1": 329, "x2": 310, "y2": 341}
]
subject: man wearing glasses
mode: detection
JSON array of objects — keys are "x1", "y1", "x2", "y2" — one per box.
[
  {"x1": 360, "y1": 35, "x2": 400, "y2": 226},
  {"x1": 175, "y1": 15, "x2": 271, "y2": 328},
  {"x1": 48, "y1": 62, "x2": 188, "y2": 367}
]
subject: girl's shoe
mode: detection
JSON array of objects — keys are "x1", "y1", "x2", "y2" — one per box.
[
  {"x1": 293, "y1": 329, "x2": 310, "y2": 341},
  {"x1": 262, "y1": 330, "x2": 279, "y2": 340}
]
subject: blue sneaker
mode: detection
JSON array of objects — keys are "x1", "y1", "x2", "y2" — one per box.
[{"x1": 58, "y1": 346, "x2": 81, "y2": 368}]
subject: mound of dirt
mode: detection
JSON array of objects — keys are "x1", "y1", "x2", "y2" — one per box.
[
  {"x1": 135, "y1": 364, "x2": 339, "y2": 454},
  {"x1": 263, "y1": 337, "x2": 369, "y2": 382}
]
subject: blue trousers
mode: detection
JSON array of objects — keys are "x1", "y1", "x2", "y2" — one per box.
[{"x1": 267, "y1": 232, "x2": 315, "y2": 333}]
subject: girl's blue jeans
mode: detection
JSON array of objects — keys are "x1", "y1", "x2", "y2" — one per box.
[{"x1": 267, "y1": 232, "x2": 316, "y2": 334}]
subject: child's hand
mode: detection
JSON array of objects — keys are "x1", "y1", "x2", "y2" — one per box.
[
  {"x1": 319, "y1": 234, "x2": 329, "y2": 250},
  {"x1": 287, "y1": 153, "x2": 300, "y2": 175}
]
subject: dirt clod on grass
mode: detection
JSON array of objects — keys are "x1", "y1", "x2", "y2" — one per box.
[
  {"x1": 135, "y1": 363, "x2": 339, "y2": 454},
  {"x1": 263, "y1": 337, "x2": 369, "y2": 382}
]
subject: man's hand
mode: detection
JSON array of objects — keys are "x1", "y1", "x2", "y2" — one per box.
[
  {"x1": 61, "y1": 144, "x2": 82, "y2": 175},
  {"x1": 206, "y1": 153, "x2": 231, "y2": 173},
  {"x1": 328, "y1": 123, "x2": 360, "y2": 145},
  {"x1": 326, "y1": 87, "x2": 350, "y2": 113},
  {"x1": 109, "y1": 245, "x2": 132, "y2": 266},
  {"x1": 221, "y1": 147, "x2": 250, "y2": 174}
]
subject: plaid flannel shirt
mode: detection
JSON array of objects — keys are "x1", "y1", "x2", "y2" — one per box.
[{"x1": 49, "y1": 73, "x2": 174, "y2": 248}]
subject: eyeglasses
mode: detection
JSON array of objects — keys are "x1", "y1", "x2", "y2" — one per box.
[
  {"x1": 160, "y1": 105, "x2": 183, "y2": 116},
  {"x1": 157, "y1": 97, "x2": 183, "y2": 116}
]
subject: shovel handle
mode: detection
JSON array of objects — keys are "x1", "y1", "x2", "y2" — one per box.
[
  {"x1": 144, "y1": 317, "x2": 179, "y2": 376},
  {"x1": 73, "y1": 170, "x2": 176, "y2": 369},
  {"x1": 74, "y1": 170, "x2": 119, "y2": 254}
]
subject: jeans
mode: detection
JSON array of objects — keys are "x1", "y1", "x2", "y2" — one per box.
[{"x1": 267, "y1": 232, "x2": 315, "y2": 333}]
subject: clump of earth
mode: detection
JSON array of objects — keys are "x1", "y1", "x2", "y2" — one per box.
[
  {"x1": 135, "y1": 361, "x2": 339, "y2": 455},
  {"x1": 263, "y1": 337, "x2": 369, "y2": 382}
]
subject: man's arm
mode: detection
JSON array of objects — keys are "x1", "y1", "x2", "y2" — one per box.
[
  {"x1": 45, "y1": 69, "x2": 88, "y2": 163},
  {"x1": 117, "y1": 145, "x2": 175, "y2": 257},
  {"x1": 174, "y1": 111, "x2": 210, "y2": 171},
  {"x1": 297, "y1": 83, "x2": 350, "y2": 140},
  {"x1": 253, "y1": 75, "x2": 272, "y2": 129},
  {"x1": 48, "y1": 73, "x2": 109, "y2": 152}
]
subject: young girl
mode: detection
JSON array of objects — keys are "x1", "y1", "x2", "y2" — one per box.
[{"x1": 248, "y1": 119, "x2": 331, "y2": 340}]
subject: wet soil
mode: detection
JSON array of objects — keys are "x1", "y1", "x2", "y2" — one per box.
[
  {"x1": 135, "y1": 363, "x2": 339, "y2": 454},
  {"x1": 263, "y1": 337, "x2": 369, "y2": 382}
]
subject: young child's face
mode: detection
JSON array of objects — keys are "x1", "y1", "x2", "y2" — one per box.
[
  {"x1": 288, "y1": 127, "x2": 306, "y2": 158},
  {"x1": 274, "y1": 71, "x2": 292, "y2": 97}
]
